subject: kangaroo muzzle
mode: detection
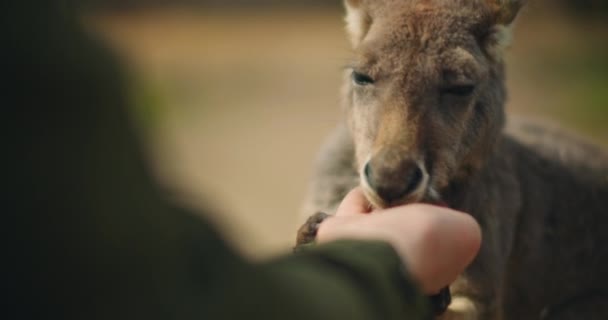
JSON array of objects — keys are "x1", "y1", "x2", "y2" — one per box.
[{"x1": 362, "y1": 149, "x2": 429, "y2": 207}]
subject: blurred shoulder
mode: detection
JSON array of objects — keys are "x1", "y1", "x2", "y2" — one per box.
[{"x1": 505, "y1": 115, "x2": 608, "y2": 172}]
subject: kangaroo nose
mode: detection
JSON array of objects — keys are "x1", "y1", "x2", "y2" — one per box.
[{"x1": 364, "y1": 156, "x2": 425, "y2": 204}]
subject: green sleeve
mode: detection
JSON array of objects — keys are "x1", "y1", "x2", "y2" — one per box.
[
  {"x1": 165, "y1": 213, "x2": 431, "y2": 320},
  {"x1": 4, "y1": 2, "x2": 429, "y2": 319},
  {"x1": 260, "y1": 241, "x2": 431, "y2": 320}
]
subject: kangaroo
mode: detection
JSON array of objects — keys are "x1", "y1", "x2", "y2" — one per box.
[{"x1": 296, "y1": 0, "x2": 608, "y2": 319}]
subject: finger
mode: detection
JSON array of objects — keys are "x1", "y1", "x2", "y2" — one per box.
[
  {"x1": 335, "y1": 187, "x2": 372, "y2": 216},
  {"x1": 403, "y1": 205, "x2": 482, "y2": 293}
]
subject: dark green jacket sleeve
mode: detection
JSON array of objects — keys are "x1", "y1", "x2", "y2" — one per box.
[{"x1": 4, "y1": 2, "x2": 429, "y2": 319}]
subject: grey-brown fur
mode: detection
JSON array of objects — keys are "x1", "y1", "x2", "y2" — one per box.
[{"x1": 298, "y1": 0, "x2": 608, "y2": 319}]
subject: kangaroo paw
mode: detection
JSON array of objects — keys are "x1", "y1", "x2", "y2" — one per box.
[
  {"x1": 295, "y1": 212, "x2": 330, "y2": 248},
  {"x1": 438, "y1": 296, "x2": 479, "y2": 320},
  {"x1": 431, "y1": 287, "x2": 452, "y2": 316}
]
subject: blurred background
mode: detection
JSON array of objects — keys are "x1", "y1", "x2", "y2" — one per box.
[{"x1": 82, "y1": 0, "x2": 607, "y2": 259}]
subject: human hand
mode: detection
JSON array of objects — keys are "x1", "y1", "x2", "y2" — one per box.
[{"x1": 317, "y1": 188, "x2": 481, "y2": 295}]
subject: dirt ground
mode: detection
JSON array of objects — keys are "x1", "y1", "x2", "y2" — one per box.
[{"x1": 89, "y1": 7, "x2": 608, "y2": 259}]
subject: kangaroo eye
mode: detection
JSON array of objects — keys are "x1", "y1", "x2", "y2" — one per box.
[
  {"x1": 441, "y1": 85, "x2": 475, "y2": 96},
  {"x1": 352, "y1": 71, "x2": 375, "y2": 86}
]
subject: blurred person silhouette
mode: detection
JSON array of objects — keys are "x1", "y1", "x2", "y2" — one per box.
[{"x1": 4, "y1": 1, "x2": 481, "y2": 319}]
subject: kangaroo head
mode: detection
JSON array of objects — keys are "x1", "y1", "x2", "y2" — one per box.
[{"x1": 343, "y1": 0, "x2": 525, "y2": 207}]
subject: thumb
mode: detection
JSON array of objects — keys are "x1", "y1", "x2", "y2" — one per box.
[{"x1": 335, "y1": 187, "x2": 372, "y2": 216}]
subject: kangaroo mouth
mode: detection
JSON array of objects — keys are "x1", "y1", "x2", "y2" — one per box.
[{"x1": 360, "y1": 169, "x2": 442, "y2": 209}]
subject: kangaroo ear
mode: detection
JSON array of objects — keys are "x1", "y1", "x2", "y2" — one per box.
[
  {"x1": 492, "y1": 0, "x2": 526, "y2": 25},
  {"x1": 344, "y1": 0, "x2": 372, "y2": 48},
  {"x1": 484, "y1": 0, "x2": 526, "y2": 61}
]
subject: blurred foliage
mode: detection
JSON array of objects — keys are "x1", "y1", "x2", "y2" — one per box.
[
  {"x1": 129, "y1": 76, "x2": 168, "y2": 133},
  {"x1": 521, "y1": 38, "x2": 608, "y2": 141},
  {"x1": 82, "y1": 0, "x2": 341, "y2": 10},
  {"x1": 557, "y1": 0, "x2": 608, "y2": 17},
  {"x1": 556, "y1": 50, "x2": 608, "y2": 139}
]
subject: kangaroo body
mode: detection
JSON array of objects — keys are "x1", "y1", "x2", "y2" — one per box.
[
  {"x1": 298, "y1": 1, "x2": 608, "y2": 319},
  {"x1": 304, "y1": 120, "x2": 608, "y2": 319}
]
